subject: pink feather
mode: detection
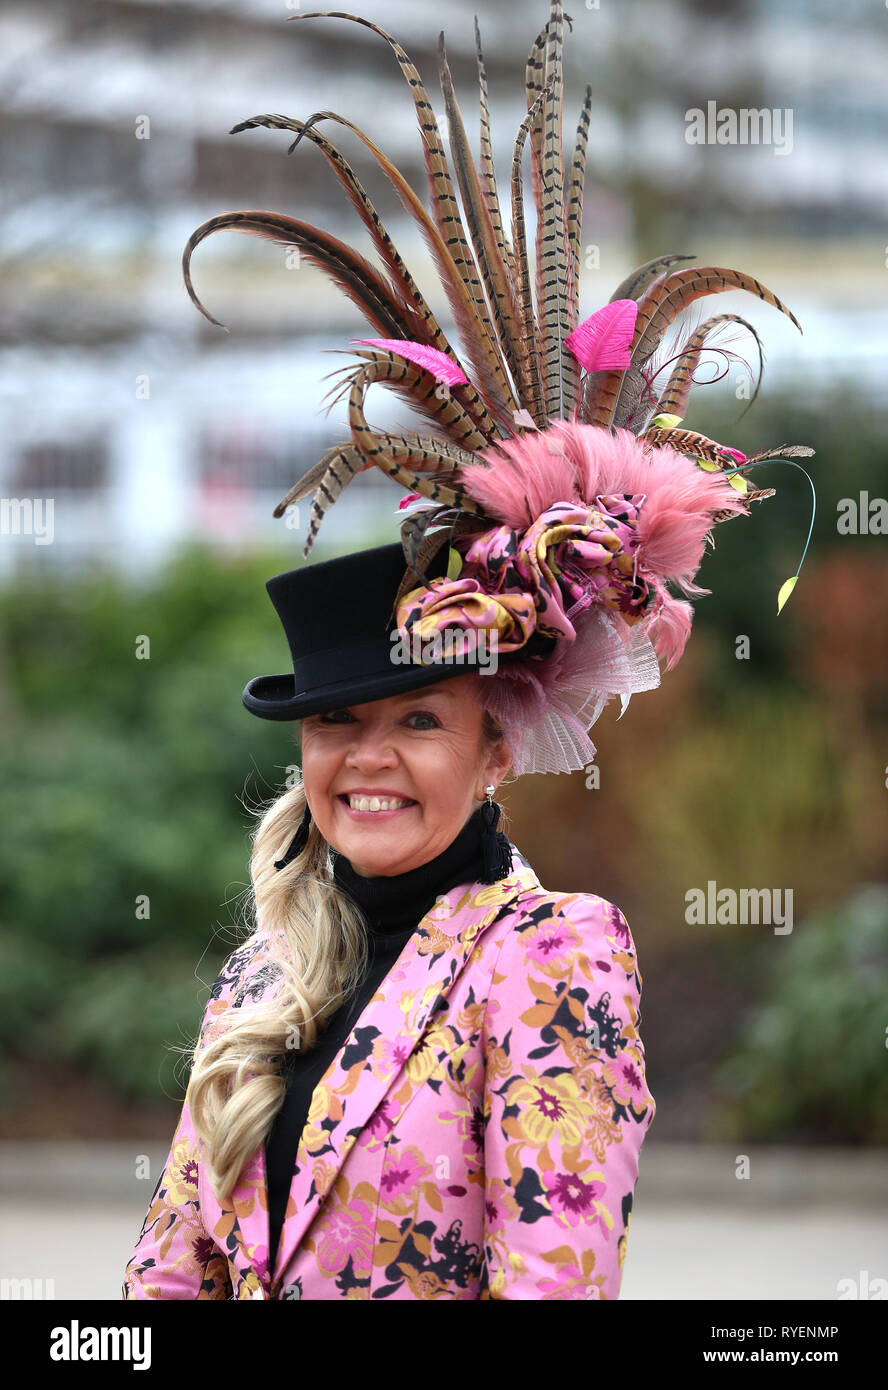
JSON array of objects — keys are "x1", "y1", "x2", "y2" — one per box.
[
  {"x1": 351, "y1": 339, "x2": 468, "y2": 386},
  {"x1": 643, "y1": 585, "x2": 694, "y2": 671},
  {"x1": 563, "y1": 300, "x2": 639, "y2": 371},
  {"x1": 461, "y1": 421, "x2": 748, "y2": 588}
]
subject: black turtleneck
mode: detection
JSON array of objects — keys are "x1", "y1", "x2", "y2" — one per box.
[{"x1": 264, "y1": 805, "x2": 504, "y2": 1274}]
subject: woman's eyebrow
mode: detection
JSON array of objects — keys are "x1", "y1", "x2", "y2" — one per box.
[{"x1": 395, "y1": 685, "x2": 458, "y2": 702}]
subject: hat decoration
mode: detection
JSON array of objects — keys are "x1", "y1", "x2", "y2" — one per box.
[{"x1": 182, "y1": 2, "x2": 815, "y2": 774}]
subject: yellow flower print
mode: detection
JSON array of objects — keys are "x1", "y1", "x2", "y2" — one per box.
[
  {"x1": 300, "y1": 1083, "x2": 335, "y2": 1156},
  {"x1": 165, "y1": 1138, "x2": 200, "y2": 1206},
  {"x1": 471, "y1": 881, "x2": 518, "y2": 909},
  {"x1": 238, "y1": 1270, "x2": 263, "y2": 1299},
  {"x1": 507, "y1": 1069, "x2": 592, "y2": 1149},
  {"x1": 405, "y1": 1024, "x2": 456, "y2": 1084}
]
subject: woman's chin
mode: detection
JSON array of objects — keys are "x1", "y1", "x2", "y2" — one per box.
[
  {"x1": 332, "y1": 817, "x2": 422, "y2": 876},
  {"x1": 344, "y1": 843, "x2": 416, "y2": 877}
]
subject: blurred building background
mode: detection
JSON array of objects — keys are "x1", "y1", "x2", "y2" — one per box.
[
  {"x1": 0, "y1": 0, "x2": 886, "y2": 1301},
  {"x1": 0, "y1": 0, "x2": 885, "y2": 575}
]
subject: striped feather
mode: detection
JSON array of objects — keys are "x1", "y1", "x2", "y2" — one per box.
[
  {"x1": 296, "y1": 443, "x2": 366, "y2": 557},
  {"x1": 474, "y1": 18, "x2": 516, "y2": 285},
  {"x1": 581, "y1": 254, "x2": 695, "y2": 424},
  {"x1": 321, "y1": 346, "x2": 490, "y2": 452},
  {"x1": 524, "y1": 19, "x2": 550, "y2": 406},
  {"x1": 437, "y1": 38, "x2": 523, "y2": 401},
  {"x1": 592, "y1": 264, "x2": 802, "y2": 429},
  {"x1": 638, "y1": 425, "x2": 746, "y2": 467},
  {"x1": 278, "y1": 426, "x2": 480, "y2": 557},
  {"x1": 182, "y1": 210, "x2": 415, "y2": 341},
  {"x1": 272, "y1": 443, "x2": 359, "y2": 515},
  {"x1": 231, "y1": 114, "x2": 462, "y2": 376},
  {"x1": 734, "y1": 443, "x2": 814, "y2": 466},
  {"x1": 396, "y1": 509, "x2": 486, "y2": 605},
  {"x1": 287, "y1": 108, "x2": 504, "y2": 443},
  {"x1": 608, "y1": 253, "x2": 696, "y2": 305},
  {"x1": 631, "y1": 265, "x2": 801, "y2": 377},
  {"x1": 397, "y1": 512, "x2": 453, "y2": 602},
  {"x1": 711, "y1": 487, "x2": 775, "y2": 524},
  {"x1": 537, "y1": 2, "x2": 575, "y2": 419},
  {"x1": 511, "y1": 90, "x2": 551, "y2": 427},
  {"x1": 566, "y1": 84, "x2": 592, "y2": 331},
  {"x1": 347, "y1": 359, "x2": 491, "y2": 514}
]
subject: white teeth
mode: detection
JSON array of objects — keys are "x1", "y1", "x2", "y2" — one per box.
[{"x1": 346, "y1": 795, "x2": 411, "y2": 812}]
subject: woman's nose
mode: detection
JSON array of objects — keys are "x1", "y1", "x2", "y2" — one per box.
[{"x1": 344, "y1": 723, "x2": 397, "y2": 768}]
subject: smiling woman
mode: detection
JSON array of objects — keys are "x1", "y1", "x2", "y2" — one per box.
[{"x1": 122, "y1": 540, "x2": 657, "y2": 1301}]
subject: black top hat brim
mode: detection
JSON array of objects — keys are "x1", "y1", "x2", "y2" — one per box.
[{"x1": 243, "y1": 656, "x2": 471, "y2": 721}]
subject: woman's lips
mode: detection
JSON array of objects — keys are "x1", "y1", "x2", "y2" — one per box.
[{"x1": 338, "y1": 793, "x2": 417, "y2": 820}]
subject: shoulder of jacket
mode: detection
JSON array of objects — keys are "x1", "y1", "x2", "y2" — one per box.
[
  {"x1": 196, "y1": 929, "x2": 282, "y2": 1050},
  {"x1": 513, "y1": 880, "x2": 631, "y2": 927},
  {"x1": 491, "y1": 886, "x2": 637, "y2": 974}
]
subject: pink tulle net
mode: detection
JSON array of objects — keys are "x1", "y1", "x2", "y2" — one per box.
[{"x1": 477, "y1": 604, "x2": 662, "y2": 775}]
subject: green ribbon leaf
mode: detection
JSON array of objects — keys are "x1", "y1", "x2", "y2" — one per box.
[
  {"x1": 777, "y1": 575, "x2": 798, "y2": 614},
  {"x1": 446, "y1": 546, "x2": 462, "y2": 579}
]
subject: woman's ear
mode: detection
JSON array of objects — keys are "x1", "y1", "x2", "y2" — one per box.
[{"x1": 478, "y1": 738, "x2": 512, "y2": 799}]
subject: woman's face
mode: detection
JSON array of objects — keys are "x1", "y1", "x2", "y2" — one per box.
[{"x1": 300, "y1": 675, "x2": 512, "y2": 877}]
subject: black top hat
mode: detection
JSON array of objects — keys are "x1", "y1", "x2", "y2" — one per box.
[{"x1": 243, "y1": 543, "x2": 554, "y2": 721}]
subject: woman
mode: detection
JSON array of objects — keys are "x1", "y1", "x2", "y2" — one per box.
[
  {"x1": 123, "y1": 541, "x2": 656, "y2": 1300},
  {"x1": 123, "y1": 0, "x2": 811, "y2": 1300}
]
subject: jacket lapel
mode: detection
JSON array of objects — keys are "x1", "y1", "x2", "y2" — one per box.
[{"x1": 225, "y1": 862, "x2": 542, "y2": 1291}]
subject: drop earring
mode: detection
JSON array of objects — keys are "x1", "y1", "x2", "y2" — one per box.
[{"x1": 479, "y1": 783, "x2": 512, "y2": 883}]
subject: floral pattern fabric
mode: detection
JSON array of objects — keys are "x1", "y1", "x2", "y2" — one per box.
[{"x1": 122, "y1": 856, "x2": 655, "y2": 1300}]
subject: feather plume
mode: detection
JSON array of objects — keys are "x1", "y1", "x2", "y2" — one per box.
[
  {"x1": 437, "y1": 36, "x2": 523, "y2": 399},
  {"x1": 589, "y1": 264, "x2": 802, "y2": 429},
  {"x1": 184, "y1": 2, "x2": 812, "y2": 598},
  {"x1": 474, "y1": 18, "x2": 515, "y2": 284},
  {"x1": 566, "y1": 84, "x2": 592, "y2": 329},
  {"x1": 182, "y1": 210, "x2": 417, "y2": 340}
]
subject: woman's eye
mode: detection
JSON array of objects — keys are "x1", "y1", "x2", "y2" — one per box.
[
  {"x1": 407, "y1": 711, "x2": 440, "y2": 730},
  {"x1": 320, "y1": 709, "x2": 355, "y2": 724}
]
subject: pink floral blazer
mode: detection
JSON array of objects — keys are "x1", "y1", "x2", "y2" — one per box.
[{"x1": 122, "y1": 856, "x2": 655, "y2": 1300}]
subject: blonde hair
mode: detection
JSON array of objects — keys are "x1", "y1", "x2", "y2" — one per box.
[{"x1": 184, "y1": 703, "x2": 507, "y2": 1206}]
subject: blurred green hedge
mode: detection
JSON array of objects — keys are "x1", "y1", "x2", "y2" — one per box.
[
  {"x1": 712, "y1": 884, "x2": 888, "y2": 1145},
  {"x1": 0, "y1": 543, "x2": 308, "y2": 1103}
]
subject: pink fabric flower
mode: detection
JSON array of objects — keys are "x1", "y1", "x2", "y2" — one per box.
[
  {"x1": 395, "y1": 577, "x2": 537, "y2": 653},
  {"x1": 457, "y1": 498, "x2": 652, "y2": 641}
]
